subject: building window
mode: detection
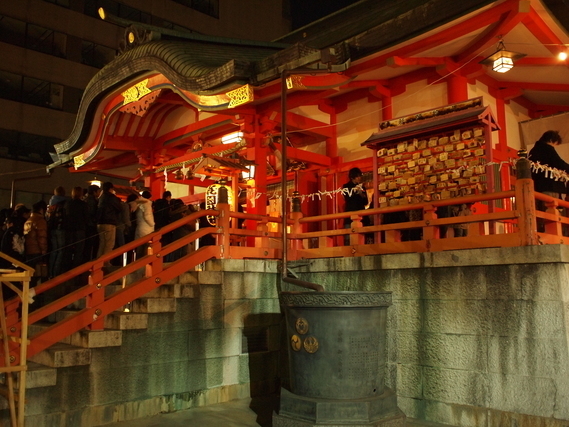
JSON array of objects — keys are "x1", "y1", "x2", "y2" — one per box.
[
  {"x1": 43, "y1": 0, "x2": 71, "y2": 7},
  {"x1": 0, "y1": 71, "x2": 83, "y2": 114},
  {"x1": 0, "y1": 128, "x2": 59, "y2": 164},
  {"x1": 0, "y1": 16, "x2": 66, "y2": 59},
  {"x1": 82, "y1": 41, "x2": 116, "y2": 68},
  {"x1": 26, "y1": 23, "x2": 66, "y2": 58},
  {"x1": 84, "y1": 0, "x2": 151, "y2": 24},
  {"x1": 0, "y1": 70, "x2": 22, "y2": 103},
  {"x1": 0, "y1": 15, "x2": 27, "y2": 49},
  {"x1": 171, "y1": 0, "x2": 219, "y2": 19}
]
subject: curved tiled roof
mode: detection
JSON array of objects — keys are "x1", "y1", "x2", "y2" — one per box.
[{"x1": 55, "y1": 38, "x2": 285, "y2": 158}]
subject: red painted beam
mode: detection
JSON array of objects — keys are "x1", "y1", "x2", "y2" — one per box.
[
  {"x1": 455, "y1": 2, "x2": 529, "y2": 63},
  {"x1": 154, "y1": 114, "x2": 235, "y2": 146},
  {"x1": 104, "y1": 136, "x2": 154, "y2": 151},
  {"x1": 386, "y1": 56, "x2": 446, "y2": 67},
  {"x1": 349, "y1": 0, "x2": 524, "y2": 76},
  {"x1": 270, "y1": 142, "x2": 331, "y2": 167},
  {"x1": 278, "y1": 112, "x2": 334, "y2": 138}
]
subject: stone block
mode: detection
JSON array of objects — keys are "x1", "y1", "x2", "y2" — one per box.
[
  {"x1": 187, "y1": 328, "x2": 242, "y2": 360},
  {"x1": 392, "y1": 332, "x2": 421, "y2": 365},
  {"x1": 361, "y1": 255, "x2": 383, "y2": 271},
  {"x1": 131, "y1": 297, "x2": 176, "y2": 313},
  {"x1": 397, "y1": 396, "x2": 424, "y2": 420},
  {"x1": 487, "y1": 408, "x2": 569, "y2": 427},
  {"x1": 395, "y1": 300, "x2": 423, "y2": 332},
  {"x1": 487, "y1": 372, "x2": 556, "y2": 417},
  {"x1": 176, "y1": 271, "x2": 199, "y2": 284},
  {"x1": 396, "y1": 363, "x2": 422, "y2": 398},
  {"x1": 380, "y1": 252, "x2": 423, "y2": 270},
  {"x1": 423, "y1": 299, "x2": 488, "y2": 335},
  {"x1": 197, "y1": 270, "x2": 222, "y2": 284},
  {"x1": 63, "y1": 329, "x2": 122, "y2": 348},
  {"x1": 200, "y1": 283, "x2": 222, "y2": 300},
  {"x1": 423, "y1": 366, "x2": 488, "y2": 407},
  {"x1": 2, "y1": 362, "x2": 57, "y2": 389},
  {"x1": 422, "y1": 333, "x2": 487, "y2": 372},
  {"x1": 218, "y1": 259, "x2": 245, "y2": 272},
  {"x1": 426, "y1": 267, "x2": 486, "y2": 300},
  {"x1": 517, "y1": 264, "x2": 565, "y2": 301},
  {"x1": 392, "y1": 270, "x2": 422, "y2": 299},
  {"x1": 224, "y1": 272, "x2": 279, "y2": 300},
  {"x1": 204, "y1": 259, "x2": 223, "y2": 271},
  {"x1": 488, "y1": 336, "x2": 569, "y2": 377},
  {"x1": 554, "y1": 379, "x2": 569, "y2": 420},
  {"x1": 487, "y1": 300, "x2": 565, "y2": 338},
  {"x1": 242, "y1": 259, "x2": 267, "y2": 272},
  {"x1": 423, "y1": 399, "x2": 488, "y2": 427},
  {"x1": 198, "y1": 297, "x2": 225, "y2": 330},
  {"x1": 28, "y1": 343, "x2": 91, "y2": 368},
  {"x1": 104, "y1": 312, "x2": 148, "y2": 330}
]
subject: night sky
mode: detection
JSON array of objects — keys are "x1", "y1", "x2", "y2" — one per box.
[{"x1": 290, "y1": 0, "x2": 360, "y2": 29}]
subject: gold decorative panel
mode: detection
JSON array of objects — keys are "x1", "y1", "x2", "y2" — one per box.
[
  {"x1": 122, "y1": 79, "x2": 151, "y2": 105},
  {"x1": 227, "y1": 84, "x2": 254, "y2": 108}
]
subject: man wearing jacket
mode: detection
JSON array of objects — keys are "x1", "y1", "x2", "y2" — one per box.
[{"x1": 96, "y1": 182, "x2": 122, "y2": 264}]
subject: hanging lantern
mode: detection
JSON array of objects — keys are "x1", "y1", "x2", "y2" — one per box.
[
  {"x1": 205, "y1": 181, "x2": 234, "y2": 225},
  {"x1": 479, "y1": 39, "x2": 526, "y2": 74}
]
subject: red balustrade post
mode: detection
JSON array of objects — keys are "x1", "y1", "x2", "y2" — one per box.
[
  {"x1": 146, "y1": 234, "x2": 163, "y2": 277},
  {"x1": 216, "y1": 203, "x2": 231, "y2": 258},
  {"x1": 349, "y1": 214, "x2": 365, "y2": 246},
  {"x1": 256, "y1": 218, "x2": 270, "y2": 250},
  {"x1": 289, "y1": 192, "x2": 304, "y2": 260},
  {"x1": 515, "y1": 151, "x2": 539, "y2": 245},
  {"x1": 544, "y1": 199, "x2": 563, "y2": 237},
  {"x1": 87, "y1": 260, "x2": 105, "y2": 330},
  {"x1": 422, "y1": 204, "x2": 438, "y2": 242},
  {"x1": 215, "y1": 181, "x2": 231, "y2": 258}
]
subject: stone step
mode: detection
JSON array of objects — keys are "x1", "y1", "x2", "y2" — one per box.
[
  {"x1": 104, "y1": 311, "x2": 149, "y2": 330},
  {"x1": 28, "y1": 343, "x2": 91, "y2": 368},
  {"x1": 0, "y1": 362, "x2": 57, "y2": 390},
  {"x1": 105, "y1": 282, "x2": 197, "y2": 299},
  {"x1": 61, "y1": 329, "x2": 122, "y2": 349},
  {"x1": 131, "y1": 297, "x2": 176, "y2": 313}
]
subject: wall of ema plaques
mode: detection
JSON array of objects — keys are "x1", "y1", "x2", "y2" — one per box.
[{"x1": 376, "y1": 126, "x2": 487, "y2": 207}]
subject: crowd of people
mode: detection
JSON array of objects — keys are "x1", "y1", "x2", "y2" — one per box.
[{"x1": 0, "y1": 184, "x2": 203, "y2": 284}]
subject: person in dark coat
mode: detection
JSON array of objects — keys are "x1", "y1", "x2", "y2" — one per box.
[
  {"x1": 528, "y1": 130, "x2": 569, "y2": 197},
  {"x1": 528, "y1": 130, "x2": 569, "y2": 232},
  {"x1": 342, "y1": 167, "x2": 371, "y2": 244},
  {"x1": 64, "y1": 187, "x2": 89, "y2": 270},
  {"x1": 96, "y1": 182, "x2": 122, "y2": 263},
  {"x1": 83, "y1": 184, "x2": 100, "y2": 261}
]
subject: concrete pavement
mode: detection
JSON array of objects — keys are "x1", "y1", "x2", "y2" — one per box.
[{"x1": 97, "y1": 397, "x2": 456, "y2": 427}]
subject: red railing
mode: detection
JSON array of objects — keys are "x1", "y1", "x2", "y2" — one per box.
[{"x1": 1, "y1": 174, "x2": 568, "y2": 366}]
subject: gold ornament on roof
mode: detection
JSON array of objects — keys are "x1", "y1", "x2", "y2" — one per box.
[
  {"x1": 227, "y1": 84, "x2": 254, "y2": 108},
  {"x1": 286, "y1": 75, "x2": 305, "y2": 90},
  {"x1": 122, "y1": 79, "x2": 151, "y2": 105},
  {"x1": 73, "y1": 154, "x2": 85, "y2": 168}
]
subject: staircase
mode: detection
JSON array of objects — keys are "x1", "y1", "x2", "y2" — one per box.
[{"x1": 0, "y1": 208, "x2": 283, "y2": 426}]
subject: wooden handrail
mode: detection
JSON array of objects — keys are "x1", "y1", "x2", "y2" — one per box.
[{"x1": 3, "y1": 176, "x2": 569, "y2": 367}]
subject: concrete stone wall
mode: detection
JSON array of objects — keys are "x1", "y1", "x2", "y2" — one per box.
[
  {"x1": 288, "y1": 245, "x2": 569, "y2": 427},
  {"x1": 12, "y1": 246, "x2": 569, "y2": 427},
  {"x1": 20, "y1": 261, "x2": 283, "y2": 427}
]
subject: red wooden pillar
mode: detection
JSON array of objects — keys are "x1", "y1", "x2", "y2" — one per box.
[{"x1": 447, "y1": 74, "x2": 468, "y2": 103}]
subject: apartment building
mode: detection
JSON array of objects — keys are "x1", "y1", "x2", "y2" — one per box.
[{"x1": 0, "y1": 0, "x2": 291, "y2": 165}]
